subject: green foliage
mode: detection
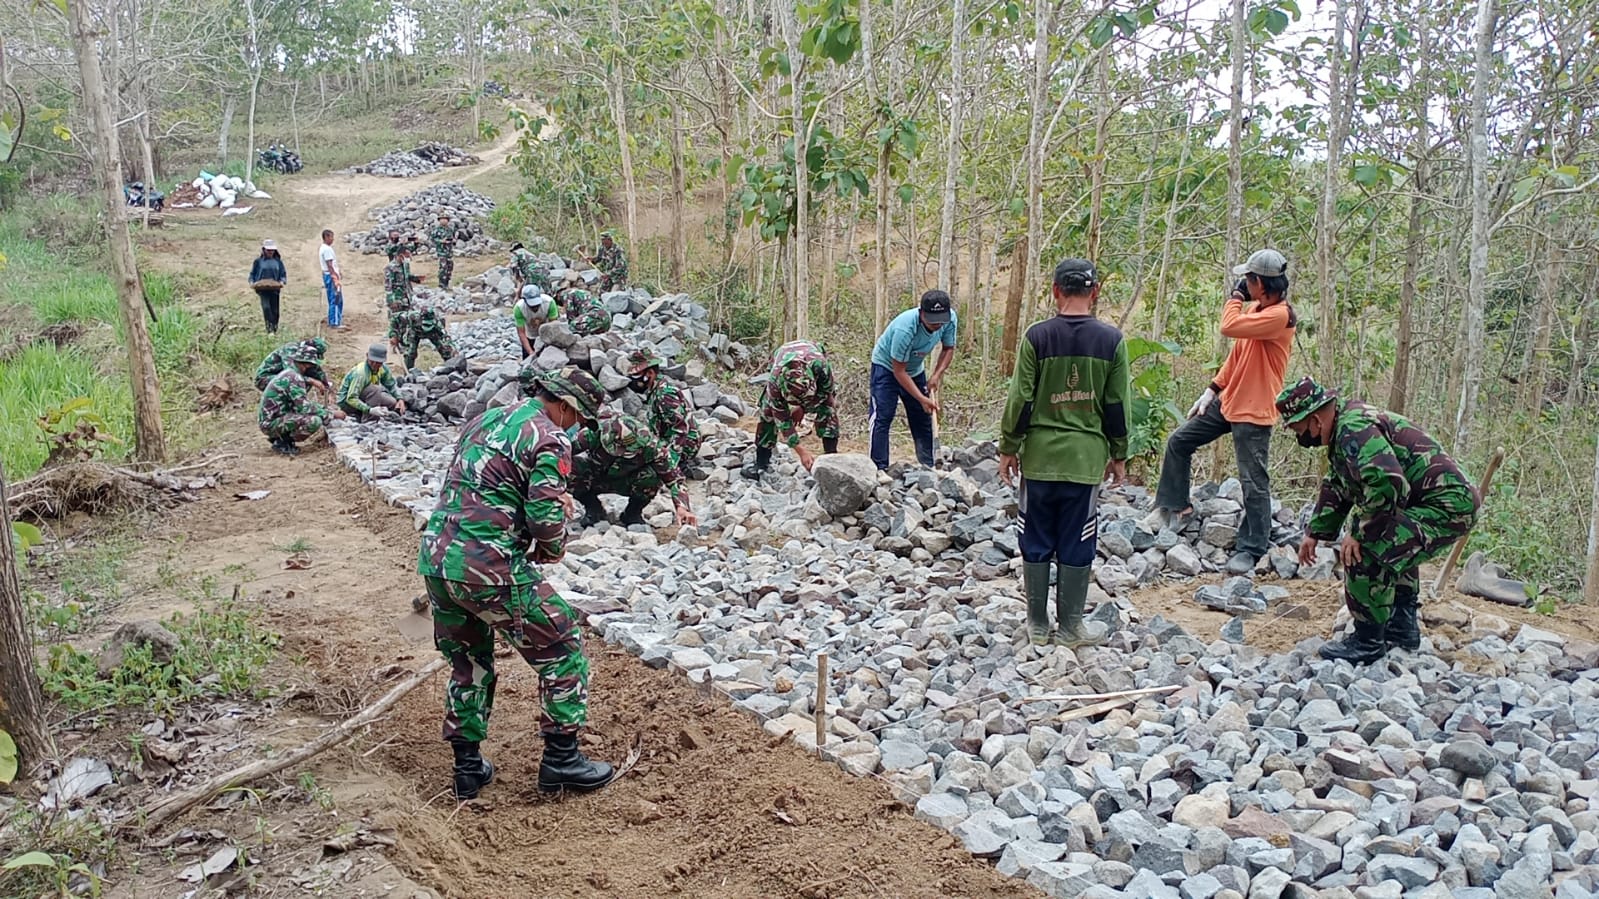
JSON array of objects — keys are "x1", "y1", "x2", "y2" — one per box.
[
  {"x1": 1124, "y1": 337, "x2": 1184, "y2": 459},
  {"x1": 1, "y1": 849, "x2": 102, "y2": 899},
  {"x1": 0, "y1": 347, "x2": 134, "y2": 476},
  {"x1": 0, "y1": 729, "x2": 16, "y2": 785}
]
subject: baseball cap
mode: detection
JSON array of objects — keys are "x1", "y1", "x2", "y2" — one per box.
[
  {"x1": 1054, "y1": 258, "x2": 1098, "y2": 291},
  {"x1": 261, "y1": 239, "x2": 277, "y2": 251},
  {"x1": 1232, "y1": 249, "x2": 1288, "y2": 278},
  {"x1": 919, "y1": 290, "x2": 952, "y2": 325},
  {"x1": 366, "y1": 343, "x2": 388, "y2": 363},
  {"x1": 1275, "y1": 376, "x2": 1335, "y2": 425}
]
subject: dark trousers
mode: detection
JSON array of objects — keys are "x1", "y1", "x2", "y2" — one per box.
[
  {"x1": 1019, "y1": 479, "x2": 1099, "y2": 566},
  {"x1": 257, "y1": 289, "x2": 281, "y2": 333},
  {"x1": 1153, "y1": 402, "x2": 1272, "y2": 558},
  {"x1": 868, "y1": 363, "x2": 933, "y2": 469}
]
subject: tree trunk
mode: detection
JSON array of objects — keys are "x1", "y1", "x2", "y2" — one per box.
[
  {"x1": 607, "y1": 0, "x2": 638, "y2": 251},
  {"x1": 1022, "y1": 0, "x2": 1050, "y2": 326},
  {"x1": 1085, "y1": 47, "x2": 1110, "y2": 261},
  {"x1": 669, "y1": 98, "x2": 687, "y2": 286},
  {"x1": 1152, "y1": 99, "x2": 1194, "y2": 341},
  {"x1": 1588, "y1": 422, "x2": 1599, "y2": 605},
  {"x1": 1315, "y1": 0, "x2": 1349, "y2": 379},
  {"x1": 935, "y1": 0, "x2": 966, "y2": 293},
  {"x1": 71, "y1": 0, "x2": 165, "y2": 463},
  {"x1": 1388, "y1": 15, "x2": 1430, "y2": 414},
  {"x1": 778, "y1": 0, "x2": 809, "y2": 340},
  {"x1": 965, "y1": 211, "x2": 981, "y2": 352},
  {"x1": 860, "y1": 0, "x2": 889, "y2": 334},
  {"x1": 0, "y1": 464, "x2": 51, "y2": 773},
  {"x1": 1520, "y1": 232, "x2": 1557, "y2": 411},
  {"x1": 982, "y1": 239, "x2": 996, "y2": 379},
  {"x1": 1569, "y1": 268, "x2": 1596, "y2": 411},
  {"x1": 1455, "y1": 0, "x2": 1498, "y2": 450},
  {"x1": 217, "y1": 92, "x2": 235, "y2": 162},
  {"x1": 1001, "y1": 235, "x2": 1027, "y2": 376}
]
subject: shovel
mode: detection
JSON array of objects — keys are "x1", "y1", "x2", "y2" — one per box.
[{"x1": 394, "y1": 593, "x2": 433, "y2": 643}]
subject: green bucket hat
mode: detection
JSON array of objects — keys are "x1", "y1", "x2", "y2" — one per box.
[
  {"x1": 288, "y1": 342, "x2": 322, "y2": 364},
  {"x1": 624, "y1": 348, "x2": 665, "y2": 377},
  {"x1": 1275, "y1": 376, "x2": 1335, "y2": 425},
  {"x1": 523, "y1": 366, "x2": 606, "y2": 423},
  {"x1": 305, "y1": 337, "x2": 328, "y2": 357}
]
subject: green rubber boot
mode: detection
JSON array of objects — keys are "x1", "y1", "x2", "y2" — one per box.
[
  {"x1": 1022, "y1": 561, "x2": 1052, "y2": 645},
  {"x1": 1053, "y1": 564, "x2": 1107, "y2": 648}
]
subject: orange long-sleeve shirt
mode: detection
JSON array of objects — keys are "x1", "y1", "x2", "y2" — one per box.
[{"x1": 1211, "y1": 298, "x2": 1296, "y2": 426}]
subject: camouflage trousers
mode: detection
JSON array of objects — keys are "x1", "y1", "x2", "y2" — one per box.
[
  {"x1": 260, "y1": 413, "x2": 324, "y2": 443},
  {"x1": 571, "y1": 457, "x2": 662, "y2": 502},
  {"x1": 426, "y1": 576, "x2": 590, "y2": 742},
  {"x1": 436, "y1": 255, "x2": 454, "y2": 290},
  {"x1": 1345, "y1": 487, "x2": 1478, "y2": 624},
  {"x1": 400, "y1": 324, "x2": 457, "y2": 369},
  {"x1": 567, "y1": 306, "x2": 612, "y2": 337},
  {"x1": 755, "y1": 415, "x2": 840, "y2": 450}
]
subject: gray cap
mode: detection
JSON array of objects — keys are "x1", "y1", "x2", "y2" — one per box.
[
  {"x1": 1232, "y1": 248, "x2": 1287, "y2": 278},
  {"x1": 367, "y1": 343, "x2": 388, "y2": 363}
]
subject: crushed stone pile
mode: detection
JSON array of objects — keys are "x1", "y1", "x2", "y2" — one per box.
[
  {"x1": 345, "y1": 182, "x2": 497, "y2": 256},
  {"x1": 348, "y1": 143, "x2": 481, "y2": 178}
]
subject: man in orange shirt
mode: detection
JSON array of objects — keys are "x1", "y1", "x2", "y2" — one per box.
[{"x1": 1142, "y1": 249, "x2": 1296, "y2": 575}]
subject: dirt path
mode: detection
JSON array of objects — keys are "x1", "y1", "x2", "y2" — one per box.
[{"x1": 118, "y1": 139, "x2": 1038, "y2": 899}]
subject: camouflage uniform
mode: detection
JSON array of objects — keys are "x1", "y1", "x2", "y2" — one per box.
[
  {"x1": 385, "y1": 236, "x2": 421, "y2": 258},
  {"x1": 570, "y1": 412, "x2": 686, "y2": 509},
  {"x1": 511, "y1": 248, "x2": 550, "y2": 294},
  {"x1": 384, "y1": 257, "x2": 415, "y2": 314},
  {"x1": 593, "y1": 241, "x2": 628, "y2": 292},
  {"x1": 756, "y1": 340, "x2": 840, "y2": 450},
  {"x1": 561, "y1": 287, "x2": 611, "y2": 336},
  {"x1": 254, "y1": 340, "x2": 326, "y2": 391},
  {"x1": 416, "y1": 400, "x2": 589, "y2": 741},
  {"x1": 1287, "y1": 385, "x2": 1480, "y2": 625},
  {"x1": 390, "y1": 306, "x2": 458, "y2": 369},
  {"x1": 258, "y1": 367, "x2": 331, "y2": 443},
  {"x1": 429, "y1": 223, "x2": 465, "y2": 289},
  {"x1": 643, "y1": 381, "x2": 700, "y2": 475}
]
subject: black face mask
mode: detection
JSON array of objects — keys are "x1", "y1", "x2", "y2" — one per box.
[
  {"x1": 1295, "y1": 429, "x2": 1325, "y2": 448},
  {"x1": 629, "y1": 377, "x2": 651, "y2": 394}
]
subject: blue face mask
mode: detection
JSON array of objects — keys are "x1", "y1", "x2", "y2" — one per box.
[{"x1": 566, "y1": 423, "x2": 582, "y2": 440}]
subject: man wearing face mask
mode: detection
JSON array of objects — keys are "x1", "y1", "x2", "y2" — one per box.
[
  {"x1": 1142, "y1": 249, "x2": 1296, "y2": 576},
  {"x1": 624, "y1": 349, "x2": 703, "y2": 480},
  {"x1": 1276, "y1": 377, "x2": 1480, "y2": 664}
]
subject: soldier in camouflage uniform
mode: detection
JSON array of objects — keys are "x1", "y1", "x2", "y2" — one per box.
[
  {"x1": 559, "y1": 279, "x2": 611, "y2": 336},
  {"x1": 571, "y1": 411, "x2": 697, "y2": 528},
  {"x1": 429, "y1": 213, "x2": 468, "y2": 290},
  {"x1": 588, "y1": 231, "x2": 628, "y2": 292},
  {"x1": 385, "y1": 229, "x2": 421, "y2": 258},
  {"x1": 509, "y1": 242, "x2": 550, "y2": 297},
  {"x1": 1277, "y1": 377, "x2": 1480, "y2": 663},
  {"x1": 390, "y1": 304, "x2": 457, "y2": 370},
  {"x1": 417, "y1": 366, "x2": 617, "y2": 799},
  {"x1": 254, "y1": 337, "x2": 330, "y2": 392},
  {"x1": 742, "y1": 340, "x2": 840, "y2": 478},
  {"x1": 384, "y1": 244, "x2": 420, "y2": 315},
  {"x1": 625, "y1": 349, "x2": 703, "y2": 478},
  {"x1": 258, "y1": 343, "x2": 344, "y2": 455}
]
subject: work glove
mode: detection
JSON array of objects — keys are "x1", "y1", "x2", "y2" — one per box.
[{"x1": 1188, "y1": 387, "x2": 1217, "y2": 420}]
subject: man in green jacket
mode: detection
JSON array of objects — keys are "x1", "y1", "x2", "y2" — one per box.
[
  {"x1": 337, "y1": 344, "x2": 408, "y2": 420},
  {"x1": 998, "y1": 258, "x2": 1129, "y2": 647}
]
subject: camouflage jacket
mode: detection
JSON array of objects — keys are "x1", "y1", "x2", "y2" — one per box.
[
  {"x1": 594, "y1": 244, "x2": 628, "y2": 281},
  {"x1": 511, "y1": 248, "x2": 550, "y2": 291},
  {"x1": 644, "y1": 380, "x2": 701, "y2": 463},
  {"x1": 255, "y1": 342, "x2": 325, "y2": 387},
  {"x1": 258, "y1": 368, "x2": 328, "y2": 428},
  {"x1": 1307, "y1": 398, "x2": 1478, "y2": 540},
  {"x1": 387, "y1": 308, "x2": 417, "y2": 342},
  {"x1": 417, "y1": 400, "x2": 572, "y2": 585},
  {"x1": 758, "y1": 340, "x2": 838, "y2": 448},
  {"x1": 575, "y1": 412, "x2": 685, "y2": 502},
  {"x1": 384, "y1": 260, "x2": 414, "y2": 312},
  {"x1": 336, "y1": 361, "x2": 399, "y2": 414},
  {"x1": 562, "y1": 288, "x2": 611, "y2": 336},
  {"x1": 429, "y1": 224, "x2": 465, "y2": 258}
]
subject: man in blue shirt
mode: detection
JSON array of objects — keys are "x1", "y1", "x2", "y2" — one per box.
[{"x1": 868, "y1": 290, "x2": 957, "y2": 469}]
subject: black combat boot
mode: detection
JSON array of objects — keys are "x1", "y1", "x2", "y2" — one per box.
[
  {"x1": 1022, "y1": 561, "x2": 1052, "y2": 646},
  {"x1": 450, "y1": 739, "x2": 495, "y2": 800},
  {"x1": 620, "y1": 494, "x2": 650, "y2": 526},
  {"x1": 1319, "y1": 617, "x2": 1388, "y2": 664},
  {"x1": 822, "y1": 437, "x2": 839, "y2": 455},
  {"x1": 741, "y1": 446, "x2": 773, "y2": 479},
  {"x1": 1386, "y1": 588, "x2": 1421, "y2": 651},
  {"x1": 538, "y1": 731, "x2": 615, "y2": 793},
  {"x1": 575, "y1": 492, "x2": 603, "y2": 527},
  {"x1": 272, "y1": 437, "x2": 299, "y2": 457}
]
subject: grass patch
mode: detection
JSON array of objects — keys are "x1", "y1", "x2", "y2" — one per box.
[{"x1": 0, "y1": 345, "x2": 135, "y2": 477}]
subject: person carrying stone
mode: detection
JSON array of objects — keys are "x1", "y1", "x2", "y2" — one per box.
[
  {"x1": 513, "y1": 285, "x2": 559, "y2": 359},
  {"x1": 259, "y1": 343, "x2": 344, "y2": 455},
  {"x1": 742, "y1": 340, "x2": 839, "y2": 479},
  {"x1": 571, "y1": 411, "x2": 696, "y2": 528},
  {"x1": 1276, "y1": 377, "x2": 1480, "y2": 663},
  {"x1": 625, "y1": 349, "x2": 703, "y2": 479},
  {"x1": 337, "y1": 343, "x2": 408, "y2": 420},
  {"x1": 417, "y1": 366, "x2": 617, "y2": 799},
  {"x1": 559, "y1": 275, "x2": 611, "y2": 336},
  {"x1": 254, "y1": 337, "x2": 330, "y2": 393},
  {"x1": 868, "y1": 289, "x2": 957, "y2": 470},
  {"x1": 998, "y1": 258, "x2": 1129, "y2": 648},
  {"x1": 587, "y1": 231, "x2": 629, "y2": 292},
  {"x1": 429, "y1": 213, "x2": 468, "y2": 290},
  {"x1": 509, "y1": 242, "x2": 550, "y2": 297},
  {"x1": 392, "y1": 303, "x2": 458, "y2": 370},
  {"x1": 1142, "y1": 249, "x2": 1296, "y2": 575}
]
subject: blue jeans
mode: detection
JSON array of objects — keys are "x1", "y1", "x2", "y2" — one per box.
[
  {"x1": 868, "y1": 363, "x2": 934, "y2": 469},
  {"x1": 323, "y1": 273, "x2": 344, "y2": 328}
]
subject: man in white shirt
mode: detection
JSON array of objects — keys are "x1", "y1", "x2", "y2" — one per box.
[{"x1": 319, "y1": 229, "x2": 344, "y2": 329}]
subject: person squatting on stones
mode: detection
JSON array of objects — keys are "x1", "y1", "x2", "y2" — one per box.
[
  {"x1": 571, "y1": 412, "x2": 697, "y2": 529},
  {"x1": 625, "y1": 349, "x2": 703, "y2": 480},
  {"x1": 255, "y1": 337, "x2": 330, "y2": 392},
  {"x1": 588, "y1": 231, "x2": 629, "y2": 292},
  {"x1": 513, "y1": 284, "x2": 559, "y2": 359},
  {"x1": 1143, "y1": 249, "x2": 1296, "y2": 576},
  {"x1": 999, "y1": 258, "x2": 1129, "y2": 648},
  {"x1": 559, "y1": 274, "x2": 611, "y2": 336},
  {"x1": 384, "y1": 244, "x2": 421, "y2": 315},
  {"x1": 390, "y1": 304, "x2": 458, "y2": 370},
  {"x1": 429, "y1": 213, "x2": 469, "y2": 290},
  {"x1": 1277, "y1": 377, "x2": 1481, "y2": 664},
  {"x1": 417, "y1": 366, "x2": 617, "y2": 799},
  {"x1": 249, "y1": 238, "x2": 288, "y2": 334},
  {"x1": 319, "y1": 229, "x2": 345, "y2": 329},
  {"x1": 743, "y1": 340, "x2": 840, "y2": 479},
  {"x1": 337, "y1": 343, "x2": 407, "y2": 421},
  {"x1": 258, "y1": 342, "x2": 344, "y2": 455},
  {"x1": 868, "y1": 290, "x2": 957, "y2": 470},
  {"x1": 509, "y1": 242, "x2": 550, "y2": 297}
]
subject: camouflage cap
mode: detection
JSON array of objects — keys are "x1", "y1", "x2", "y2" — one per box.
[
  {"x1": 304, "y1": 337, "x2": 328, "y2": 357},
  {"x1": 288, "y1": 342, "x2": 322, "y2": 364},
  {"x1": 524, "y1": 365, "x2": 606, "y2": 423},
  {"x1": 624, "y1": 348, "x2": 665, "y2": 376},
  {"x1": 594, "y1": 411, "x2": 637, "y2": 456},
  {"x1": 1276, "y1": 376, "x2": 1335, "y2": 425}
]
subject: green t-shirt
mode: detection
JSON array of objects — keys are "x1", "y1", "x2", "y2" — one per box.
[{"x1": 998, "y1": 314, "x2": 1129, "y2": 484}]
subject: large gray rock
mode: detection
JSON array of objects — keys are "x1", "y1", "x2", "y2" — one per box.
[{"x1": 811, "y1": 454, "x2": 878, "y2": 517}]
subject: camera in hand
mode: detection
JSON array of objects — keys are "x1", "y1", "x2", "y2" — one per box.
[{"x1": 1234, "y1": 277, "x2": 1249, "y2": 297}]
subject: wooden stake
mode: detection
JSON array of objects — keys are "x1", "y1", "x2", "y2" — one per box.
[
  {"x1": 1431, "y1": 445, "x2": 1505, "y2": 595},
  {"x1": 813, "y1": 652, "x2": 828, "y2": 752}
]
